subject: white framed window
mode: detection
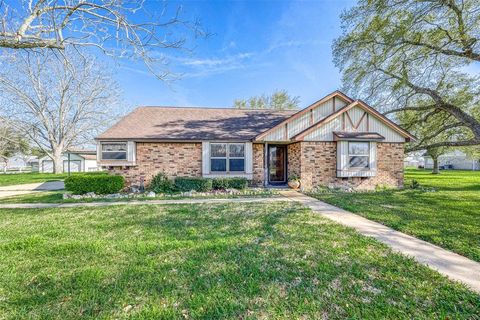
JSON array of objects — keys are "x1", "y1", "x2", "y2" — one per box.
[
  {"x1": 348, "y1": 142, "x2": 369, "y2": 168},
  {"x1": 210, "y1": 143, "x2": 245, "y2": 172},
  {"x1": 101, "y1": 142, "x2": 127, "y2": 160}
]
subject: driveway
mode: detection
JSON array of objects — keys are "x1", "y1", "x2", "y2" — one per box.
[{"x1": 0, "y1": 181, "x2": 64, "y2": 199}]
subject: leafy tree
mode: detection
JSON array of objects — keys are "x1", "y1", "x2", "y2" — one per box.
[
  {"x1": 234, "y1": 90, "x2": 300, "y2": 110},
  {"x1": 333, "y1": 0, "x2": 480, "y2": 151}
]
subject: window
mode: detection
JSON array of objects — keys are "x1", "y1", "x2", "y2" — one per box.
[
  {"x1": 348, "y1": 142, "x2": 369, "y2": 168},
  {"x1": 210, "y1": 143, "x2": 245, "y2": 172},
  {"x1": 101, "y1": 143, "x2": 127, "y2": 160}
]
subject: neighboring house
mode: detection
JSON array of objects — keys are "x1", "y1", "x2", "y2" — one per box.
[
  {"x1": 96, "y1": 91, "x2": 414, "y2": 190},
  {"x1": 404, "y1": 152, "x2": 426, "y2": 168},
  {"x1": 0, "y1": 154, "x2": 38, "y2": 173},
  {"x1": 39, "y1": 150, "x2": 98, "y2": 173},
  {"x1": 424, "y1": 150, "x2": 480, "y2": 171}
]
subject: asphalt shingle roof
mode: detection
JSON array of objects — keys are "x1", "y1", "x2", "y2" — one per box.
[{"x1": 97, "y1": 107, "x2": 297, "y2": 141}]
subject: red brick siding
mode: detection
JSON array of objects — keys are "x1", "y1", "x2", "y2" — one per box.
[
  {"x1": 252, "y1": 143, "x2": 265, "y2": 186},
  {"x1": 298, "y1": 142, "x2": 404, "y2": 190},
  {"x1": 108, "y1": 142, "x2": 202, "y2": 187}
]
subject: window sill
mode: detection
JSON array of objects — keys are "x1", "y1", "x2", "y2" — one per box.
[
  {"x1": 337, "y1": 170, "x2": 376, "y2": 177},
  {"x1": 203, "y1": 172, "x2": 253, "y2": 180},
  {"x1": 98, "y1": 161, "x2": 136, "y2": 167}
]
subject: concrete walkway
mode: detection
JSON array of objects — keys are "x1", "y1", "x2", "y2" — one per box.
[
  {"x1": 280, "y1": 190, "x2": 480, "y2": 294},
  {"x1": 0, "y1": 181, "x2": 64, "y2": 199},
  {"x1": 0, "y1": 196, "x2": 290, "y2": 209}
]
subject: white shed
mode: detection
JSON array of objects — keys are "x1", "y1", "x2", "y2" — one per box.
[{"x1": 39, "y1": 150, "x2": 99, "y2": 173}]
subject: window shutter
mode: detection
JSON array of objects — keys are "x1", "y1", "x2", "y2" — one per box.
[
  {"x1": 369, "y1": 142, "x2": 377, "y2": 171},
  {"x1": 96, "y1": 142, "x2": 101, "y2": 161},
  {"x1": 336, "y1": 141, "x2": 348, "y2": 174},
  {"x1": 202, "y1": 142, "x2": 210, "y2": 175},
  {"x1": 127, "y1": 141, "x2": 136, "y2": 162},
  {"x1": 245, "y1": 142, "x2": 253, "y2": 174}
]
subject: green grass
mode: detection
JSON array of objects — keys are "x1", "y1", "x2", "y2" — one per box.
[
  {"x1": 308, "y1": 168, "x2": 480, "y2": 262},
  {"x1": 0, "y1": 190, "x2": 279, "y2": 204},
  {"x1": 0, "y1": 172, "x2": 105, "y2": 187},
  {"x1": 0, "y1": 202, "x2": 478, "y2": 319}
]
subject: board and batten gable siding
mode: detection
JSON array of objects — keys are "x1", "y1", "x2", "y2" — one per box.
[
  {"x1": 303, "y1": 107, "x2": 406, "y2": 143},
  {"x1": 260, "y1": 97, "x2": 348, "y2": 141}
]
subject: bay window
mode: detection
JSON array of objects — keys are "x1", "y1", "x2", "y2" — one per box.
[{"x1": 210, "y1": 143, "x2": 245, "y2": 172}]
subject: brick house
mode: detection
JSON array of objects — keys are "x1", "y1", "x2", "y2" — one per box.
[{"x1": 96, "y1": 91, "x2": 414, "y2": 190}]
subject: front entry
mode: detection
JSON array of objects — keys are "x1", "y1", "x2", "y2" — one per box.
[{"x1": 268, "y1": 145, "x2": 287, "y2": 185}]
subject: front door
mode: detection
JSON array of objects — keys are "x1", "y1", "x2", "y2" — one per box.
[{"x1": 268, "y1": 145, "x2": 287, "y2": 185}]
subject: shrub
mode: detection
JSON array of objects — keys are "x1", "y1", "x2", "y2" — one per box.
[
  {"x1": 409, "y1": 179, "x2": 420, "y2": 189},
  {"x1": 149, "y1": 172, "x2": 176, "y2": 193},
  {"x1": 212, "y1": 177, "x2": 248, "y2": 190},
  {"x1": 65, "y1": 174, "x2": 124, "y2": 195},
  {"x1": 174, "y1": 177, "x2": 212, "y2": 192}
]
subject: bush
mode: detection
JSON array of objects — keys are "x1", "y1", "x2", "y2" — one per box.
[
  {"x1": 174, "y1": 177, "x2": 212, "y2": 192},
  {"x1": 212, "y1": 177, "x2": 248, "y2": 190},
  {"x1": 149, "y1": 172, "x2": 176, "y2": 193},
  {"x1": 65, "y1": 174, "x2": 124, "y2": 195}
]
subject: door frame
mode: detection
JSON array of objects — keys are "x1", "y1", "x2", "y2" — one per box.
[{"x1": 267, "y1": 144, "x2": 288, "y2": 185}]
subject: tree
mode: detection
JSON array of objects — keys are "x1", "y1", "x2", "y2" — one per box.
[
  {"x1": 333, "y1": 0, "x2": 480, "y2": 151},
  {"x1": 0, "y1": 1, "x2": 205, "y2": 80},
  {"x1": 426, "y1": 147, "x2": 448, "y2": 174},
  {"x1": 234, "y1": 90, "x2": 300, "y2": 110},
  {"x1": 0, "y1": 51, "x2": 120, "y2": 173}
]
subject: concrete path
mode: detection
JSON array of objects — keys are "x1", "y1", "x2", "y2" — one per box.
[
  {"x1": 0, "y1": 196, "x2": 290, "y2": 209},
  {"x1": 0, "y1": 181, "x2": 64, "y2": 199},
  {"x1": 279, "y1": 190, "x2": 480, "y2": 294}
]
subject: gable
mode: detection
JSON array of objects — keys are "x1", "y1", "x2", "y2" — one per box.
[
  {"x1": 256, "y1": 91, "x2": 352, "y2": 141},
  {"x1": 295, "y1": 102, "x2": 412, "y2": 142}
]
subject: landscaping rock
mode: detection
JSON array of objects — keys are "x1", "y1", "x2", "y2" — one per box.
[{"x1": 146, "y1": 191, "x2": 156, "y2": 198}]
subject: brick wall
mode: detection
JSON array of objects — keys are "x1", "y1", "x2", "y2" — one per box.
[
  {"x1": 287, "y1": 142, "x2": 301, "y2": 179},
  {"x1": 252, "y1": 143, "x2": 265, "y2": 186},
  {"x1": 108, "y1": 142, "x2": 202, "y2": 187},
  {"x1": 298, "y1": 142, "x2": 404, "y2": 191}
]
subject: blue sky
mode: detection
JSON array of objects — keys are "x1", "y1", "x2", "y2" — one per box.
[{"x1": 116, "y1": 0, "x2": 355, "y2": 109}]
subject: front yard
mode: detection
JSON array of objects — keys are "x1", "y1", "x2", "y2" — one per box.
[
  {"x1": 0, "y1": 172, "x2": 104, "y2": 187},
  {"x1": 308, "y1": 169, "x2": 480, "y2": 262},
  {"x1": 0, "y1": 202, "x2": 478, "y2": 319}
]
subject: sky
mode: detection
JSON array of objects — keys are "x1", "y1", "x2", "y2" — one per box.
[{"x1": 114, "y1": 0, "x2": 355, "y2": 110}]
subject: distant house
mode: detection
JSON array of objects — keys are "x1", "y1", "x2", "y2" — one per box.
[
  {"x1": 0, "y1": 154, "x2": 38, "y2": 173},
  {"x1": 404, "y1": 152, "x2": 426, "y2": 168},
  {"x1": 424, "y1": 150, "x2": 480, "y2": 171},
  {"x1": 38, "y1": 150, "x2": 98, "y2": 173},
  {"x1": 96, "y1": 91, "x2": 414, "y2": 190}
]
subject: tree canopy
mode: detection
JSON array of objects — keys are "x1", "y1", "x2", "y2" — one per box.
[
  {"x1": 333, "y1": 0, "x2": 480, "y2": 151},
  {"x1": 234, "y1": 90, "x2": 300, "y2": 110}
]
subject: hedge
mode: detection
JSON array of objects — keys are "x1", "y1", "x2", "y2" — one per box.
[
  {"x1": 65, "y1": 175, "x2": 125, "y2": 195},
  {"x1": 174, "y1": 177, "x2": 212, "y2": 192},
  {"x1": 212, "y1": 177, "x2": 248, "y2": 190}
]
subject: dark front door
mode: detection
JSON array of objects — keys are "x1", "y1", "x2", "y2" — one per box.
[{"x1": 268, "y1": 145, "x2": 287, "y2": 185}]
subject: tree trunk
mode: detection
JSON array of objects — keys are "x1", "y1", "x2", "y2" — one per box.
[
  {"x1": 52, "y1": 149, "x2": 63, "y2": 174},
  {"x1": 432, "y1": 157, "x2": 440, "y2": 174}
]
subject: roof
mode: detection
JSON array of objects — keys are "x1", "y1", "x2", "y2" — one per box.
[
  {"x1": 81, "y1": 154, "x2": 97, "y2": 160},
  {"x1": 333, "y1": 132, "x2": 385, "y2": 141},
  {"x1": 97, "y1": 107, "x2": 297, "y2": 141}
]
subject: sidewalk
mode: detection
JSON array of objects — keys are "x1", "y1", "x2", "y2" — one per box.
[
  {"x1": 279, "y1": 190, "x2": 480, "y2": 294},
  {"x1": 0, "y1": 181, "x2": 64, "y2": 199}
]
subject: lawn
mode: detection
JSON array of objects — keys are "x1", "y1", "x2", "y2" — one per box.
[
  {"x1": 308, "y1": 169, "x2": 480, "y2": 262},
  {"x1": 0, "y1": 172, "x2": 105, "y2": 187},
  {"x1": 0, "y1": 202, "x2": 478, "y2": 319}
]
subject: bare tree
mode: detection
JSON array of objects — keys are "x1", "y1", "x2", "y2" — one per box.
[
  {"x1": 0, "y1": 51, "x2": 120, "y2": 173},
  {"x1": 0, "y1": 0, "x2": 205, "y2": 80}
]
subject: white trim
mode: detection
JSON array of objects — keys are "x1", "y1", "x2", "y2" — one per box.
[
  {"x1": 245, "y1": 142, "x2": 253, "y2": 174},
  {"x1": 202, "y1": 142, "x2": 210, "y2": 175}
]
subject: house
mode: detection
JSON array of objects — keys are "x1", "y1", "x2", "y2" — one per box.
[
  {"x1": 39, "y1": 150, "x2": 98, "y2": 173},
  {"x1": 404, "y1": 152, "x2": 426, "y2": 168},
  {"x1": 96, "y1": 91, "x2": 414, "y2": 190},
  {"x1": 0, "y1": 154, "x2": 38, "y2": 173},
  {"x1": 424, "y1": 150, "x2": 480, "y2": 171}
]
